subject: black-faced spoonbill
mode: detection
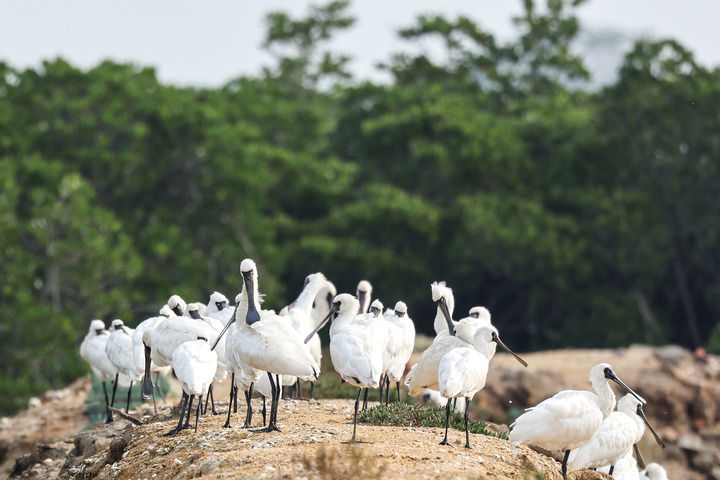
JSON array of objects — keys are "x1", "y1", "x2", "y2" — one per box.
[
  {"x1": 132, "y1": 307, "x2": 173, "y2": 413},
  {"x1": 569, "y1": 393, "x2": 664, "y2": 473},
  {"x1": 105, "y1": 319, "x2": 143, "y2": 414},
  {"x1": 165, "y1": 336, "x2": 217, "y2": 435},
  {"x1": 438, "y1": 325, "x2": 526, "y2": 448},
  {"x1": 212, "y1": 259, "x2": 319, "y2": 432},
  {"x1": 187, "y1": 302, "x2": 228, "y2": 415},
  {"x1": 356, "y1": 280, "x2": 372, "y2": 315},
  {"x1": 381, "y1": 301, "x2": 415, "y2": 404},
  {"x1": 283, "y1": 272, "x2": 329, "y2": 399},
  {"x1": 80, "y1": 319, "x2": 129, "y2": 423},
  {"x1": 304, "y1": 293, "x2": 384, "y2": 443},
  {"x1": 509, "y1": 363, "x2": 647, "y2": 480}
]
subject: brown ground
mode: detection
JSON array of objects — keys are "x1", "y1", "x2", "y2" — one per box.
[{"x1": 4, "y1": 344, "x2": 719, "y2": 479}]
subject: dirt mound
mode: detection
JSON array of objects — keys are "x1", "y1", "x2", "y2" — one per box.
[{"x1": 4, "y1": 345, "x2": 720, "y2": 479}]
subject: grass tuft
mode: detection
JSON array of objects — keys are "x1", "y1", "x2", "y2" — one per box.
[{"x1": 357, "y1": 402, "x2": 508, "y2": 439}]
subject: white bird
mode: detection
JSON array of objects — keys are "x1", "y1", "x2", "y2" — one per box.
[
  {"x1": 509, "y1": 363, "x2": 647, "y2": 480},
  {"x1": 406, "y1": 282, "x2": 469, "y2": 395},
  {"x1": 305, "y1": 293, "x2": 384, "y2": 442},
  {"x1": 467, "y1": 306, "x2": 492, "y2": 325},
  {"x1": 80, "y1": 319, "x2": 129, "y2": 423},
  {"x1": 420, "y1": 389, "x2": 467, "y2": 413},
  {"x1": 165, "y1": 337, "x2": 217, "y2": 435},
  {"x1": 438, "y1": 324, "x2": 526, "y2": 448},
  {"x1": 597, "y1": 448, "x2": 641, "y2": 480},
  {"x1": 105, "y1": 319, "x2": 143, "y2": 414},
  {"x1": 432, "y1": 282, "x2": 456, "y2": 336},
  {"x1": 641, "y1": 463, "x2": 668, "y2": 480},
  {"x1": 311, "y1": 280, "x2": 337, "y2": 326},
  {"x1": 187, "y1": 302, "x2": 229, "y2": 415},
  {"x1": 356, "y1": 280, "x2": 372, "y2": 315},
  {"x1": 213, "y1": 259, "x2": 319, "y2": 432},
  {"x1": 141, "y1": 294, "x2": 216, "y2": 414},
  {"x1": 185, "y1": 302, "x2": 207, "y2": 317},
  {"x1": 205, "y1": 291, "x2": 234, "y2": 326},
  {"x1": 380, "y1": 300, "x2": 415, "y2": 404},
  {"x1": 132, "y1": 307, "x2": 173, "y2": 413},
  {"x1": 283, "y1": 272, "x2": 329, "y2": 398},
  {"x1": 568, "y1": 393, "x2": 664, "y2": 471}
]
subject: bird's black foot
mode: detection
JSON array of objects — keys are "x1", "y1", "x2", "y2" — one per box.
[
  {"x1": 241, "y1": 421, "x2": 252, "y2": 429},
  {"x1": 222, "y1": 421, "x2": 232, "y2": 428},
  {"x1": 252, "y1": 425, "x2": 281, "y2": 433},
  {"x1": 211, "y1": 408, "x2": 218, "y2": 415},
  {"x1": 164, "y1": 427, "x2": 182, "y2": 436},
  {"x1": 342, "y1": 439, "x2": 371, "y2": 444},
  {"x1": 464, "y1": 444, "x2": 472, "y2": 449},
  {"x1": 439, "y1": 440, "x2": 451, "y2": 446}
]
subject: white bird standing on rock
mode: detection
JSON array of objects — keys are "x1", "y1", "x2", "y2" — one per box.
[
  {"x1": 283, "y1": 272, "x2": 329, "y2": 399},
  {"x1": 165, "y1": 336, "x2": 217, "y2": 435},
  {"x1": 508, "y1": 363, "x2": 647, "y2": 480},
  {"x1": 569, "y1": 394, "x2": 665, "y2": 473},
  {"x1": 132, "y1": 307, "x2": 173, "y2": 413},
  {"x1": 80, "y1": 319, "x2": 128, "y2": 423},
  {"x1": 438, "y1": 324, "x2": 527, "y2": 448},
  {"x1": 105, "y1": 319, "x2": 143, "y2": 414},
  {"x1": 141, "y1": 294, "x2": 216, "y2": 426},
  {"x1": 187, "y1": 302, "x2": 228, "y2": 415},
  {"x1": 212, "y1": 259, "x2": 319, "y2": 432},
  {"x1": 304, "y1": 293, "x2": 384, "y2": 443}
]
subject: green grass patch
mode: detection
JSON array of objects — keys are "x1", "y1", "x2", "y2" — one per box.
[
  {"x1": 357, "y1": 402, "x2": 508, "y2": 439},
  {"x1": 85, "y1": 375, "x2": 170, "y2": 424}
]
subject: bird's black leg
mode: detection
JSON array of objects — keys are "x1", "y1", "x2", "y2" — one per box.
[
  {"x1": 183, "y1": 395, "x2": 194, "y2": 428},
  {"x1": 351, "y1": 388, "x2": 362, "y2": 442},
  {"x1": 242, "y1": 383, "x2": 254, "y2": 428},
  {"x1": 233, "y1": 384, "x2": 238, "y2": 413},
  {"x1": 125, "y1": 381, "x2": 133, "y2": 413},
  {"x1": 110, "y1": 374, "x2": 119, "y2": 411},
  {"x1": 609, "y1": 466, "x2": 615, "y2": 476},
  {"x1": 195, "y1": 395, "x2": 202, "y2": 433},
  {"x1": 561, "y1": 449, "x2": 570, "y2": 480},
  {"x1": 385, "y1": 377, "x2": 391, "y2": 405},
  {"x1": 203, "y1": 385, "x2": 211, "y2": 414},
  {"x1": 270, "y1": 374, "x2": 281, "y2": 430},
  {"x1": 164, "y1": 392, "x2": 187, "y2": 436},
  {"x1": 296, "y1": 378, "x2": 303, "y2": 399},
  {"x1": 102, "y1": 381, "x2": 113, "y2": 424},
  {"x1": 254, "y1": 373, "x2": 280, "y2": 432},
  {"x1": 209, "y1": 383, "x2": 217, "y2": 414},
  {"x1": 378, "y1": 374, "x2": 385, "y2": 406},
  {"x1": 362, "y1": 388, "x2": 369, "y2": 411},
  {"x1": 223, "y1": 373, "x2": 235, "y2": 428},
  {"x1": 464, "y1": 397, "x2": 471, "y2": 448},
  {"x1": 154, "y1": 372, "x2": 164, "y2": 399},
  {"x1": 262, "y1": 396, "x2": 267, "y2": 426},
  {"x1": 396, "y1": 381, "x2": 401, "y2": 403},
  {"x1": 310, "y1": 381, "x2": 315, "y2": 399},
  {"x1": 440, "y1": 398, "x2": 452, "y2": 445},
  {"x1": 452, "y1": 398, "x2": 457, "y2": 412}
]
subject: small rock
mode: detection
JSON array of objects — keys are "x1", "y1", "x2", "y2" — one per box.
[
  {"x1": 459, "y1": 454, "x2": 471, "y2": 460},
  {"x1": 42, "y1": 458, "x2": 53, "y2": 466},
  {"x1": 263, "y1": 465, "x2": 276, "y2": 472},
  {"x1": 678, "y1": 433, "x2": 704, "y2": 451},
  {"x1": 173, "y1": 458, "x2": 183, "y2": 466},
  {"x1": 477, "y1": 456, "x2": 483, "y2": 463},
  {"x1": 199, "y1": 456, "x2": 224, "y2": 475},
  {"x1": 28, "y1": 397, "x2": 41, "y2": 408}
]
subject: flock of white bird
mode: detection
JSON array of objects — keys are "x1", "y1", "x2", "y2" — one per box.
[{"x1": 79, "y1": 258, "x2": 669, "y2": 480}]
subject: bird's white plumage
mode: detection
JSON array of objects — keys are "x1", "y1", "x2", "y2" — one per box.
[
  {"x1": 228, "y1": 260, "x2": 319, "y2": 379},
  {"x1": 80, "y1": 320, "x2": 130, "y2": 386},
  {"x1": 311, "y1": 280, "x2": 337, "y2": 326},
  {"x1": 105, "y1": 319, "x2": 143, "y2": 381},
  {"x1": 206, "y1": 291, "x2": 234, "y2": 326},
  {"x1": 283, "y1": 272, "x2": 328, "y2": 378},
  {"x1": 356, "y1": 280, "x2": 373, "y2": 314},
  {"x1": 509, "y1": 363, "x2": 621, "y2": 451},
  {"x1": 405, "y1": 334, "x2": 470, "y2": 394},
  {"x1": 329, "y1": 294, "x2": 384, "y2": 388},
  {"x1": 431, "y1": 282, "x2": 455, "y2": 336},
  {"x1": 641, "y1": 463, "x2": 668, "y2": 480},
  {"x1": 381, "y1": 301, "x2": 414, "y2": 383},
  {"x1": 597, "y1": 448, "x2": 641, "y2": 480},
  {"x1": 132, "y1": 313, "x2": 172, "y2": 376},
  {"x1": 568, "y1": 394, "x2": 646, "y2": 469},
  {"x1": 149, "y1": 300, "x2": 217, "y2": 369},
  {"x1": 172, "y1": 339, "x2": 217, "y2": 397}
]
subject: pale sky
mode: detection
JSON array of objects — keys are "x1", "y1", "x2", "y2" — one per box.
[{"x1": 0, "y1": 0, "x2": 716, "y2": 87}]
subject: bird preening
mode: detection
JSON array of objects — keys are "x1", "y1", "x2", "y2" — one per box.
[{"x1": 79, "y1": 258, "x2": 665, "y2": 479}]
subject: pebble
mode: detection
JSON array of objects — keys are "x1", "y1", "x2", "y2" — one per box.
[
  {"x1": 264, "y1": 466, "x2": 276, "y2": 472},
  {"x1": 173, "y1": 458, "x2": 183, "y2": 466},
  {"x1": 42, "y1": 458, "x2": 53, "y2": 466},
  {"x1": 199, "y1": 456, "x2": 224, "y2": 475}
]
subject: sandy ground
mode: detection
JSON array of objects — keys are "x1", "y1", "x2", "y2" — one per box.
[{"x1": 79, "y1": 397, "x2": 571, "y2": 480}]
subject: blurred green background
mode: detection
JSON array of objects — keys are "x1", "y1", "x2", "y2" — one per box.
[{"x1": 1, "y1": 0, "x2": 719, "y2": 414}]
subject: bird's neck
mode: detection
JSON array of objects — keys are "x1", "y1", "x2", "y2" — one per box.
[
  {"x1": 594, "y1": 380, "x2": 617, "y2": 418},
  {"x1": 293, "y1": 278, "x2": 326, "y2": 313}
]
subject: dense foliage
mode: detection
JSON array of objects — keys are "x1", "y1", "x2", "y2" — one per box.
[{"x1": 1, "y1": 0, "x2": 719, "y2": 414}]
